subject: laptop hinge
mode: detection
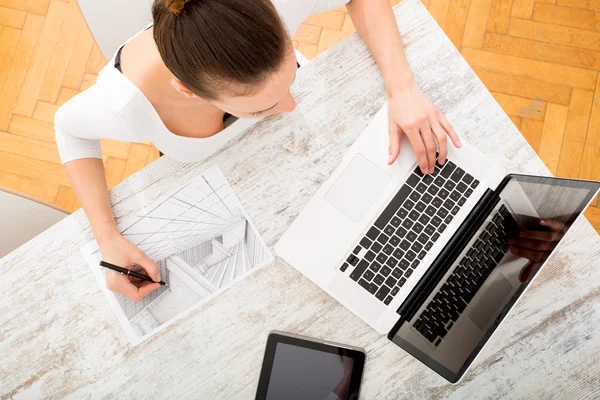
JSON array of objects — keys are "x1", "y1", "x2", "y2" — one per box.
[{"x1": 388, "y1": 187, "x2": 500, "y2": 339}]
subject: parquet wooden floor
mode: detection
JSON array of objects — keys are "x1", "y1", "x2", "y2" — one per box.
[{"x1": 0, "y1": 0, "x2": 599, "y2": 233}]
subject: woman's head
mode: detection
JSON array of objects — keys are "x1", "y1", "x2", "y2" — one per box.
[{"x1": 152, "y1": 0, "x2": 297, "y2": 118}]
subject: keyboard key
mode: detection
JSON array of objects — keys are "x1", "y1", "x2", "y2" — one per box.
[
  {"x1": 415, "y1": 201, "x2": 426, "y2": 212},
  {"x1": 409, "y1": 192, "x2": 420, "y2": 202},
  {"x1": 370, "y1": 262, "x2": 382, "y2": 273},
  {"x1": 365, "y1": 251, "x2": 376, "y2": 261},
  {"x1": 471, "y1": 179, "x2": 480, "y2": 188},
  {"x1": 445, "y1": 215, "x2": 454, "y2": 224},
  {"x1": 437, "y1": 207, "x2": 449, "y2": 218},
  {"x1": 443, "y1": 199, "x2": 455, "y2": 210},
  {"x1": 371, "y1": 242, "x2": 383, "y2": 253},
  {"x1": 425, "y1": 205, "x2": 436, "y2": 217},
  {"x1": 359, "y1": 278, "x2": 378, "y2": 294},
  {"x1": 340, "y1": 263, "x2": 349, "y2": 272},
  {"x1": 444, "y1": 181, "x2": 456, "y2": 191},
  {"x1": 381, "y1": 266, "x2": 392, "y2": 276},
  {"x1": 439, "y1": 189, "x2": 449, "y2": 200},
  {"x1": 403, "y1": 199, "x2": 415, "y2": 210},
  {"x1": 393, "y1": 248, "x2": 404, "y2": 259},
  {"x1": 391, "y1": 268, "x2": 403, "y2": 279},
  {"x1": 465, "y1": 188, "x2": 473, "y2": 197},
  {"x1": 359, "y1": 237, "x2": 372, "y2": 249},
  {"x1": 405, "y1": 268, "x2": 414, "y2": 278},
  {"x1": 422, "y1": 193, "x2": 433, "y2": 203},
  {"x1": 397, "y1": 208, "x2": 408, "y2": 219},
  {"x1": 432, "y1": 233, "x2": 440, "y2": 241},
  {"x1": 399, "y1": 277, "x2": 407, "y2": 286},
  {"x1": 363, "y1": 270, "x2": 375, "y2": 281},
  {"x1": 418, "y1": 233, "x2": 429, "y2": 244},
  {"x1": 376, "y1": 253, "x2": 387, "y2": 264},
  {"x1": 402, "y1": 219, "x2": 413, "y2": 230},
  {"x1": 396, "y1": 226, "x2": 408, "y2": 237},
  {"x1": 399, "y1": 240, "x2": 410, "y2": 250},
  {"x1": 399, "y1": 259, "x2": 410, "y2": 270},
  {"x1": 366, "y1": 227, "x2": 380, "y2": 240},
  {"x1": 385, "y1": 276, "x2": 397, "y2": 288},
  {"x1": 377, "y1": 233, "x2": 389, "y2": 244},
  {"x1": 412, "y1": 259, "x2": 420, "y2": 268},
  {"x1": 383, "y1": 245, "x2": 394, "y2": 255},
  {"x1": 390, "y1": 216, "x2": 401, "y2": 227},
  {"x1": 458, "y1": 197, "x2": 466, "y2": 206},
  {"x1": 418, "y1": 250, "x2": 427, "y2": 260},
  {"x1": 431, "y1": 216, "x2": 442, "y2": 227},
  {"x1": 384, "y1": 296, "x2": 393, "y2": 305},
  {"x1": 391, "y1": 286, "x2": 400, "y2": 296},
  {"x1": 406, "y1": 174, "x2": 420, "y2": 187},
  {"x1": 389, "y1": 235, "x2": 401, "y2": 247},
  {"x1": 424, "y1": 224, "x2": 436, "y2": 236},
  {"x1": 374, "y1": 185, "x2": 412, "y2": 229},
  {"x1": 425, "y1": 241, "x2": 433, "y2": 251},
  {"x1": 413, "y1": 223, "x2": 424, "y2": 233},
  {"x1": 386, "y1": 257, "x2": 399, "y2": 268},
  {"x1": 423, "y1": 175, "x2": 434, "y2": 185},
  {"x1": 411, "y1": 242, "x2": 423, "y2": 253},
  {"x1": 347, "y1": 254, "x2": 357, "y2": 264},
  {"x1": 427, "y1": 185, "x2": 439, "y2": 196},
  {"x1": 350, "y1": 260, "x2": 369, "y2": 281},
  {"x1": 449, "y1": 191, "x2": 461, "y2": 202},
  {"x1": 462, "y1": 174, "x2": 474, "y2": 184},
  {"x1": 406, "y1": 231, "x2": 417, "y2": 242},
  {"x1": 416, "y1": 182, "x2": 427, "y2": 193},
  {"x1": 451, "y1": 206, "x2": 460, "y2": 215},
  {"x1": 440, "y1": 161, "x2": 456, "y2": 178},
  {"x1": 373, "y1": 274, "x2": 385, "y2": 285},
  {"x1": 439, "y1": 224, "x2": 447, "y2": 233},
  {"x1": 432, "y1": 198, "x2": 443, "y2": 207},
  {"x1": 375, "y1": 285, "x2": 391, "y2": 301},
  {"x1": 384, "y1": 225, "x2": 395, "y2": 236},
  {"x1": 456, "y1": 182, "x2": 467, "y2": 193},
  {"x1": 434, "y1": 176, "x2": 445, "y2": 187},
  {"x1": 405, "y1": 250, "x2": 416, "y2": 261},
  {"x1": 450, "y1": 168, "x2": 465, "y2": 182}
]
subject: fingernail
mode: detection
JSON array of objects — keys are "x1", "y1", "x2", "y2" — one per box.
[
  {"x1": 539, "y1": 219, "x2": 547, "y2": 225},
  {"x1": 439, "y1": 158, "x2": 446, "y2": 165},
  {"x1": 429, "y1": 167, "x2": 435, "y2": 174},
  {"x1": 458, "y1": 138, "x2": 462, "y2": 146}
]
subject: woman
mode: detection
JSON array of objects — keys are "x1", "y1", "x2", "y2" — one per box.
[{"x1": 55, "y1": 0, "x2": 461, "y2": 301}]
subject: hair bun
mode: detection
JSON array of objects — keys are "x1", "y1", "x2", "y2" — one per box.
[{"x1": 165, "y1": 0, "x2": 192, "y2": 15}]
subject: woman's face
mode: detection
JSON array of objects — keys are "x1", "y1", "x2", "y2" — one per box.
[{"x1": 211, "y1": 43, "x2": 299, "y2": 119}]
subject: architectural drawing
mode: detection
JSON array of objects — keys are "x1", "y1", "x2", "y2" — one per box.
[{"x1": 81, "y1": 166, "x2": 273, "y2": 345}]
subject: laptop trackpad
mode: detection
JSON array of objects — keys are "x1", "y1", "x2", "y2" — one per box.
[
  {"x1": 325, "y1": 154, "x2": 391, "y2": 222},
  {"x1": 469, "y1": 273, "x2": 513, "y2": 330}
]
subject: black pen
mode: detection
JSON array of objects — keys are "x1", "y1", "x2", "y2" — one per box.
[{"x1": 99, "y1": 260, "x2": 166, "y2": 285}]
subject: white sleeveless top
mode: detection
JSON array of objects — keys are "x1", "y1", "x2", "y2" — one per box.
[{"x1": 55, "y1": 0, "x2": 350, "y2": 164}]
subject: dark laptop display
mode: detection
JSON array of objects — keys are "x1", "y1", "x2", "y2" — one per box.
[{"x1": 389, "y1": 175, "x2": 600, "y2": 383}]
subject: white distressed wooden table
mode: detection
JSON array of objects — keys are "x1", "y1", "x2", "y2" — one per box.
[{"x1": 2, "y1": 0, "x2": 599, "y2": 398}]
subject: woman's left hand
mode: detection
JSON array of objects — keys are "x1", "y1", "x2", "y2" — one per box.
[{"x1": 387, "y1": 82, "x2": 462, "y2": 174}]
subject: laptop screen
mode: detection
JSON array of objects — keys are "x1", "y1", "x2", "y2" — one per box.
[{"x1": 390, "y1": 175, "x2": 599, "y2": 383}]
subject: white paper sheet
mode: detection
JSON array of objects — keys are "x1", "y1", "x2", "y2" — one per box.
[{"x1": 81, "y1": 165, "x2": 273, "y2": 346}]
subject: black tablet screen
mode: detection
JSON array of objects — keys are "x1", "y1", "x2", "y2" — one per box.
[{"x1": 266, "y1": 343, "x2": 353, "y2": 400}]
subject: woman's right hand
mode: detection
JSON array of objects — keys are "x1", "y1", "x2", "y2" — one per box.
[{"x1": 98, "y1": 233, "x2": 162, "y2": 302}]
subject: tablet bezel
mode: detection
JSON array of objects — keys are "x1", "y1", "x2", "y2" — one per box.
[{"x1": 255, "y1": 331, "x2": 367, "y2": 400}]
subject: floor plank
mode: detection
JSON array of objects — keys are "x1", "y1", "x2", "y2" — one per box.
[
  {"x1": 0, "y1": 0, "x2": 49, "y2": 14},
  {"x1": 104, "y1": 157, "x2": 127, "y2": 190},
  {"x1": 0, "y1": 131, "x2": 61, "y2": 164},
  {"x1": 538, "y1": 103, "x2": 570, "y2": 174},
  {"x1": 532, "y1": 4, "x2": 600, "y2": 31},
  {"x1": 584, "y1": 206, "x2": 600, "y2": 234},
  {"x1": 444, "y1": 0, "x2": 471, "y2": 49},
  {"x1": 520, "y1": 118, "x2": 545, "y2": 152},
  {"x1": 0, "y1": 170, "x2": 59, "y2": 203},
  {"x1": 461, "y1": 47, "x2": 598, "y2": 89},
  {"x1": 293, "y1": 24, "x2": 322, "y2": 45},
  {"x1": 428, "y1": 0, "x2": 452, "y2": 29},
  {"x1": 486, "y1": 0, "x2": 514, "y2": 33},
  {"x1": 556, "y1": 139, "x2": 585, "y2": 178},
  {"x1": 0, "y1": 26, "x2": 21, "y2": 96},
  {"x1": 303, "y1": 10, "x2": 345, "y2": 30},
  {"x1": 0, "y1": 150, "x2": 70, "y2": 186},
  {"x1": 0, "y1": 5, "x2": 26, "y2": 28},
  {"x1": 84, "y1": 42, "x2": 107, "y2": 75},
  {"x1": 474, "y1": 68, "x2": 572, "y2": 105},
  {"x1": 8, "y1": 114, "x2": 55, "y2": 142},
  {"x1": 32, "y1": 101, "x2": 59, "y2": 123},
  {"x1": 0, "y1": 13, "x2": 44, "y2": 131},
  {"x1": 14, "y1": 0, "x2": 69, "y2": 118},
  {"x1": 491, "y1": 92, "x2": 547, "y2": 120},
  {"x1": 556, "y1": 0, "x2": 600, "y2": 12},
  {"x1": 482, "y1": 33, "x2": 600, "y2": 71},
  {"x1": 61, "y1": 24, "x2": 94, "y2": 90},
  {"x1": 38, "y1": 0, "x2": 82, "y2": 103},
  {"x1": 123, "y1": 143, "x2": 151, "y2": 180},
  {"x1": 54, "y1": 185, "x2": 80, "y2": 212},
  {"x1": 508, "y1": 18, "x2": 600, "y2": 52},
  {"x1": 586, "y1": 77, "x2": 600, "y2": 145},
  {"x1": 462, "y1": 0, "x2": 492, "y2": 48},
  {"x1": 564, "y1": 88, "x2": 594, "y2": 142}
]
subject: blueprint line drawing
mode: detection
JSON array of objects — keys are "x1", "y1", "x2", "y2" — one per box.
[{"x1": 81, "y1": 165, "x2": 273, "y2": 345}]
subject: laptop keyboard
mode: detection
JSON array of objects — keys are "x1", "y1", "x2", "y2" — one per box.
[
  {"x1": 340, "y1": 160, "x2": 479, "y2": 306},
  {"x1": 412, "y1": 204, "x2": 520, "y2": 347}
]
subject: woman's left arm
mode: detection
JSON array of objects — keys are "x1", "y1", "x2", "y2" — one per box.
[{"x1": 346, "y1": 0, "x2": 461, "y2": 174}]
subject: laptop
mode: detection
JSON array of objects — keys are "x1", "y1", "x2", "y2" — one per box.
[{"x1": 275, "y1": 103, "x2": 600, "y2": 383}]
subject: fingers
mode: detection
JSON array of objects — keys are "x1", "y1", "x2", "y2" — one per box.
[
  {"x1": 137, "y1": 281, "x2": 161, "y2": 298},
  {"x1": 388, "y1": 118, "x2": 402, "y2": 165},
  {"x1": 438, "y1": 112, "x2": 461, "y2": 148},
  {"x1": 107, "y1": 273, "x2": 160, "y2": 302},
  {"x1": 509, "y1": 238, "x2": 555, "y2": 252},
  {"x1": 518, "y1": 230, "x2": 561, "y2": 242},
  {"x1": 431, "y1": 120, "x2": 448, "y2": 165},
  {"x1": 510, "y1": 246, "x2": 546, "y2": 262},
  {"x1": 420, "y1": 127, "x2": 437, "y2": 174},
  {"x1": 136, "y1": 252, "x2": 161, "y2": 282},
  {"x1": 539, "y1": 219, "x2": 564, "y2": 232},
  {"x1": 405, "y1": 130, "x2": 429, "y2": 174}
]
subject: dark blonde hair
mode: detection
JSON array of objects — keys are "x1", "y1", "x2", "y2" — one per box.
[{"x1": 152, "y1": 0, "x2": 289, "y2": 100}]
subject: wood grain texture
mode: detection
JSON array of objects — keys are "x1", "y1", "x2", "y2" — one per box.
[
  {"x1": 461, "y1": 0, "x2": 492, "y2": 48},
  {"x1": 532, "y1": 3, "x2": 600, "y2": 31},
  {"x1": 2, "y1": 2, "x2": 600, "y2": 398},
  {"x1": 538, "y1": 103, "x2": 570, "y2": 174},
  {"x1": 564, "y1": 88, "x2": 594, "y2": 142},
  {"x1": 508, "y1": 18, "x2": 600, "y2": 52}
]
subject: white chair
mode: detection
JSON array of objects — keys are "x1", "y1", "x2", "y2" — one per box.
[
  {"x1": 77, "y1": 0, "x2": 309, "y2": 65},
  {"x1": 0, "y1": 188, "x2": 68, "y2": 258}
]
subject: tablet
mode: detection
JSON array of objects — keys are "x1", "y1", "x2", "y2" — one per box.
[{"x1": 255, "y1": 331, "x2": 367, "y2": 400}]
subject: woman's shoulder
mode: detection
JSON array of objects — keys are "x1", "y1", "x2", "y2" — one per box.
[{"x1": 54, "y1": 66, "x2": 142, "y2": 135}]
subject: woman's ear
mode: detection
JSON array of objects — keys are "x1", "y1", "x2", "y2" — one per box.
[{"x1": 170, "y1": 78, "x2": 197, "y2": 98}]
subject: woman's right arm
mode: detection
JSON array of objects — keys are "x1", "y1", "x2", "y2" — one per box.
[{"x1": 55, "y1": 89, "x2": 161, "y2": 301}]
